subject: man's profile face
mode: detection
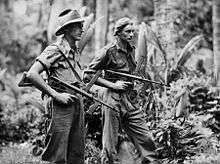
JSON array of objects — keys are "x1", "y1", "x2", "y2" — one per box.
[
  {"x1": 118, "y1": 24, "x2": 135, "y2": 43},
  {"x1": 66, "y1": 22, "x2": 84, "y2": 41}
]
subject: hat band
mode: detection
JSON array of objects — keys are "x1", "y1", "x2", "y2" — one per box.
[{"x1": 59, "y1": 11, "x2": 81, "y2": 25}]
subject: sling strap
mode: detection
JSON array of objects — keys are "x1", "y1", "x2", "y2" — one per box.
[
  {"x1": 58, "y1": 49, "x2": 83, "y2": 83},
  {"x1": 18, "y1": 44, "x2": 84, "y2": 88}
]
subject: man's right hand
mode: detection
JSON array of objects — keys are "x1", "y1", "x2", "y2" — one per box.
[
  {"x1": 54, "y1": 92, "x2": 77, "y2": 105},
  {"x1": 112, "y1": 80, "x2": 133, "y2": 91}
]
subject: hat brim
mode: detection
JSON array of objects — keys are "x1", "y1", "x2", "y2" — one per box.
[{"x1": 55, "y1": 18, "x2": 84, "y2": 36}]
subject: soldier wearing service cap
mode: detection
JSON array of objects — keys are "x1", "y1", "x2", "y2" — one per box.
[{"x1": 84, "y1": 17, "x2": 159, "y2": 164}]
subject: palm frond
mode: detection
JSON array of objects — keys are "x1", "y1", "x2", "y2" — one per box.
[
  {"x1": 79, "y1": 6, "x2": 87, "y2": 17},
  {"x1": 83, "y1": 13, "x2": 94, "y2": 33},
  {"x1": 135, "y1": 22, "x2": 148, "y2": 73},
  {"x1": 144, "y1": 24, "x2": 169, "y2": 85},
  {"x1": 78, "y1": 16, "x2": 104, "y2": 54},
  {"x1": 174, "y1": 35, "x2": 204, "y2": 70},
  {"x1": 144, "y1": 24, "x2": 167, "y2": 65}
]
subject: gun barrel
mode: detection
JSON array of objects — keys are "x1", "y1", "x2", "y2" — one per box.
[
  {"x1": 50, "y1": 76, "x2": 117, "y2": 112},
  {"x1": 105, "y1": 70, "x2": 168, "y2": 86}
]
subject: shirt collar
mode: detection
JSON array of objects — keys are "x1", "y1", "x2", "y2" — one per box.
[
  {"x1": 114, "y1": 38, "x2": 136, "y2": 67},
  {"x1": 115, "y1": 38, "x2": 134, "y2": 53},
  {"x1": 56, "y1": 37, "x2": 71, "y2": 55},
  {"x1": 55, "y1": 37, "x2": 79, "y2": 58}
]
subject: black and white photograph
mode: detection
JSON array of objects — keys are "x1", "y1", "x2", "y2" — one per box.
[{"x1": 0, "y1": 0, "x2": 219, "y2": 163}]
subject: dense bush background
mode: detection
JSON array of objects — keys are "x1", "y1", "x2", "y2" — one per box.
[{"x1": 0, "y1": 0, "x2": 219, "y2": 163}]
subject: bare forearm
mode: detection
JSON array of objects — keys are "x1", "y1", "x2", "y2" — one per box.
[
  {"x1": 95, "y1": 77, "x2": 116, "y2": 89},
  {"x1": 84, "y1": 72, "x2": 131, "y2": 91},
  {"x1": 26, "y1": 71, "x2": 57, "y2": 98},
  {"x1": 84, "y1": 72, "x2": 116, "y2": 89}
]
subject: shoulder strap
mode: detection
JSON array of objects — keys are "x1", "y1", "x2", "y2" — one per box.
[{"x1": 57, "y1": 49, "x2": 83, "y2": 83}]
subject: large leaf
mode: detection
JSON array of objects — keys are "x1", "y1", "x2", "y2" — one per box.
[
  {"x1": 144, "y1": 24, "x2": 169, "y2": 85},
  {"x1": 174, "y1": 89, "x2": 190, "y2": 118},
  {"x1": 79, "y1": 6, "x2": 87, "y2": 17},
  {"x1": 118, "y1": 140, "x2": 139, "y2": 164},
  {"x1": 135, "y1": 22, "x2": 148, "y2": 73},
  {"x1": 174, "y1": 35, "x2": 204, "y2": 70},
  {"x1": 78, "y1": 16, "x2": 104, "y2": 54},
  {"x1": 82, "y1": 13, "x2": 94, "y2": 32},
  {"x1": 144, "y1": 24, "x2": 167, "y2": 65}
]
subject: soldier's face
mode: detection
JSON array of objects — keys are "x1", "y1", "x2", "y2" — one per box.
[
  {"x1": 118, "y1": 24, "x2": 135, "y2": 43},
  {"x1": 67, "y1": 22, "x2": 84, "y2": 41}
]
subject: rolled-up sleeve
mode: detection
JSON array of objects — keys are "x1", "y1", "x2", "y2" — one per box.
[{"x1": 36, "y1": 45, "x2": 62, "y2": 70}]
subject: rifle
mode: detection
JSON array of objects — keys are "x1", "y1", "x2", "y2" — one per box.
[
  {"x1": 50, "y1": 76, "x2": 117, "y2": 112},
  {"x1": 105, "y1": 69, "x2": 168, "y2": 87}
]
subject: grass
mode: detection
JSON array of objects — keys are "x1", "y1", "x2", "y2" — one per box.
[
  {"x1": 1, "y1": 141, "x2": 220, "y2": 164},
  {"x1": 0, "y1": 142, "x2": 44, "y2": 164},
  {"x1": 0, "y1": 140, "x2": 101, "y2": 164}
]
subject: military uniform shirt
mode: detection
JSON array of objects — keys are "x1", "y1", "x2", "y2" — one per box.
[
  {"x1": 85, "y1": 40, "x2": 136, "y2": 82},
  {"x1": 36, "y1": 37, "x2": 81, "y2": 84}
]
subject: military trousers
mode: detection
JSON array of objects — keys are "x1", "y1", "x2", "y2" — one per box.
[
  {"x1": 41, "y1": 95, "x2": 85, "y2": 164},
  {"x1": 101, "y1": 89, "x2": 157, "y2": 164}
]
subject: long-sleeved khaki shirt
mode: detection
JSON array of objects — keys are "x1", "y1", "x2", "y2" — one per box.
[{"x1": 84, "y1": 40, "x2": 136, "y2": 82}]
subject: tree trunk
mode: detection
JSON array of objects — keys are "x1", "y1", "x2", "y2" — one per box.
[
  {"x1": 154, "y1": 0, "x2": 184, "y2": 60},
  {"x1": 0, "y1": 0, "x2": 13, "y2": 12},
  {"x1": 153, "y1": 0, "x2": 186, "y2": 83},
  {"x1": 95, "y1": 0, "x2": 108, "y2": 51},
  {"x1": 213, "y1": 0, "x2": 220, "y2": 86},
  {"x1": 47, "y1": 0, "x2": 83, "y2": 42}
]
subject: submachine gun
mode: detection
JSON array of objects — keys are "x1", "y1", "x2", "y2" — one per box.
[
  {"x1": 50, "y1": 76, "x2": 117, "y2": 112},
  {"x1": 105, "y1": 70, "x2": 168, "y2": 87},
  {"x1": 50, "y1": 70, "x2": 168, "y2": 114},
  {"x1": 18, "y1": 69, "x2": 167, "y2": 114},
  {"x1": 18, "y1": 71, "x2": 117, "y2": 113},
  {"x1": 84, "y1": 69, "x2": 168, "y2": 114}
]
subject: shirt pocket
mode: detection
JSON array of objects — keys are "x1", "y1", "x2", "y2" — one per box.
[
  {"x1": 51, "y1": 58, "x2": 69, "y2": 69},
  {"x1": 112, "y1": 57, "x2": 126, "y2": 69}
]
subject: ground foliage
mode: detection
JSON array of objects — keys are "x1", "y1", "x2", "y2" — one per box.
[
  {"x1": 0, "y1": 0, "x2": 219, "y2": 163},
  {"x1": 151, "y1": 75, "x2": 220, "y2": 163}
]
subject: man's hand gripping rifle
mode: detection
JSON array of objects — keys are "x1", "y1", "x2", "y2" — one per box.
[
  {"x1": 18, "y1": 72, "x2": 117, "y2": 113},
  {"x1": 105, "y1": 70, "x2": 168, "y2": 87},
  {"x1": 50, "y1": 76, "x2": 117, "y2": 112}
]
